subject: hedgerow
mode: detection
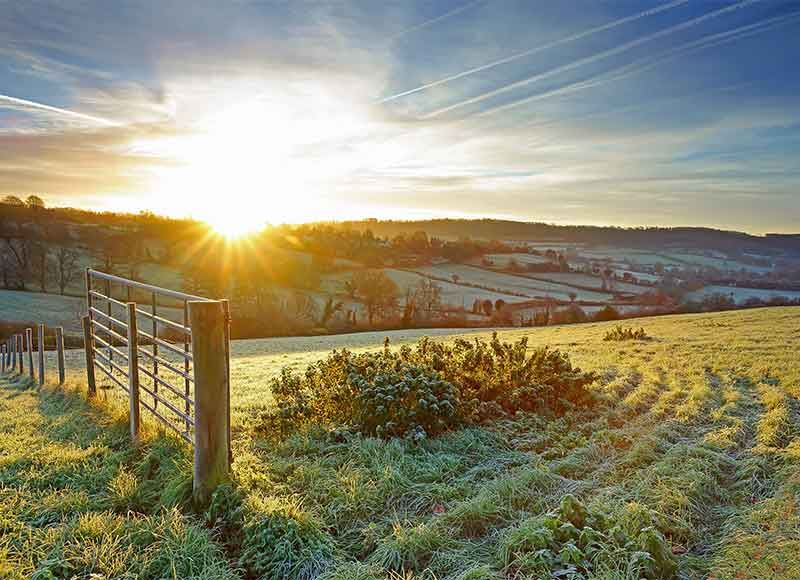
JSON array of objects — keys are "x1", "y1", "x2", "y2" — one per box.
[{"x1": 260, "y1": 334, "x2": 596, "y2": 440}]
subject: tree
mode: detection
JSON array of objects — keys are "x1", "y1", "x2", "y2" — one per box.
[
  {"x1": 320, "y1": 297, "x2": 343, "y2": 327},
  {"x1": 482, "y1": 299, "x2": 493, "y2": 317},
  {"x1": 412, "y1": 278, "x2": 442, "y2": 322},
  {"x1": 55, "y1": 247, "x2": 80, "y2": 294},
  {"x1": 401, "y1": 287, "x2": 417, "y2": 327},
  {"x1": 352, "y1": 270, "x2": 398, "y2": 325},
  {"x1": 594, "y1": 305, "x2": 620, "y2": 322},
  {"x1": 1, "y1": 237, "x2": 31, "y2": 289},
  {"x1": 30, "y1": 241, "x2": 51, "y2": 292},
  {"x1": 1, "y1": 195, "x2": 23, "y2": 206},
  {"x1": 494, "y1": 298, "x2": 506, "y2": 312},
  {"x1": 25, "y1": 195, "x2": 45, "y2": 209}
]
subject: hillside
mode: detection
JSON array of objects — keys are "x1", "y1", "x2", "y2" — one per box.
[
  {"x1": 17, "y1": 306, "x2": 800, "y2": 578},
  {"x1": 4, "y1": 204, "x2": 800, "y2": 339}
]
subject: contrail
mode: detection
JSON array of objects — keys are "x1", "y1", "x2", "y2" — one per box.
[
  {"x1": 423, "y1": 0, "x2": 761, "y2": 118},
  {"x1": 381, "y1": 0, "x2": 690, "y2": 102},
  {"x1": 519, "y1": 81, "x2": 753, "y2": 132},
  {"x1": 390, "y1": 0, "x2": 485, "y2": 42},
  {"x1": 475, "y1": 8, "x2": 800, "y2": 119},
  {"x1": 0, "y1": 94, "x2": 117, "y2": 126}
]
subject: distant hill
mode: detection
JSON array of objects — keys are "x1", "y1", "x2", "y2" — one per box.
[{"x1": 339, "y1": 218, "x2": 800, "y2": 256}]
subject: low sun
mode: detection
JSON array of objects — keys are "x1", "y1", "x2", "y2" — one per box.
[
  {"x1": 145, "y1": 98, "x2": 314, "y2": 236},
  {"x1": 208, "y1": 211, "x2": 264, "y2": 239}
]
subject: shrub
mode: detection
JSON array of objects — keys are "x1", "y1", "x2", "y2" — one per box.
[
  {"x1": 603, "y1": 326, "x2": 650, "y2": 341},
  {"x1": 264, "y1": 348, "x2": 460, "y2": 441},
  {"x1": 261, "y1": 334, "x2": 597, "y2": 440},
  {"x1": 593, "y1": 306, "x2": 620, "y2": 322},
  {"x1": 401, "y1": 334, "x2": 597, "y2": 421}
]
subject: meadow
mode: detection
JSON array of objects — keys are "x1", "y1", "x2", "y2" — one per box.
[{"x1": 6, "y1": 306, "x2": 800, "y2": 578}]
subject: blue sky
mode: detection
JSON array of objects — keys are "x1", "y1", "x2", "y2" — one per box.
[{"x1": 1, "y1": 0, "x2": 798, "y2": 233}]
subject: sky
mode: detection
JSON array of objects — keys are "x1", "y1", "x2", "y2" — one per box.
[{"x1": 1, "y1": 0, "x2": 799, "y2": 234}]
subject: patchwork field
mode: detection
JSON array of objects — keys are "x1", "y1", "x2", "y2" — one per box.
[
  {"x1": 19, "y1": 306, "x2": 800, "y2": 578},
  {"x1": 686, "y1": 285, "x2": 800, "y2": 304},
  {"x1": 519, "y1": 272, "x2": 651, "y2": 296},
  {"x1": 413, "y1": 264, "x2": 615, "y2": 302}
]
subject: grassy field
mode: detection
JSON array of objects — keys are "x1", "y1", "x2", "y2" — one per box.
[
  {"x1": 13, "y1": 306, "x2": 800, "y2": 578},
  {"x1": 0, "y1": 289, "x2": 85, "y2": 334},
  {"x1": 0, "y1": 376, "x2": 236, "y2": 579}
]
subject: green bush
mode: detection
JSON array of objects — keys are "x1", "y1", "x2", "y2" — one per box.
[
  {"x1": 261, "y1": 334, "x2": 597, "y2": 441},
  {"x1": 264, "y1": 349, "x2": 459, "y2": 440},
  {"x1": 400, "y1": 334, "x2": 597, "y2": 421},
  {"x1": 239, "y1": 496, "x2": 334, "y2": 580},
  {"x1": 604, "y1": 326, "x2": 650, "y2": 341}
]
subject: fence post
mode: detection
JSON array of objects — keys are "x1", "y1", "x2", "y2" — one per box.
[
  {"x1": 55, "y1": 327, "x2": 66, "y2": 385},
  {"x1": 82, "y1": 316, "x2": 97, "y2": 397},
  {"x1": 11, "y1": 336, "x2": 16, "y2": 373},
  {"x1": 37, "y1": 325, "x2": 45, "y2": 386},
  {"x1": 17, "y1": 334, "x2": 23, "y2": 374},
  {"x1": 1, "y1": 343, "x2": 5, "y2": 373},
  {"x1": 221, "y1": 299, "x2": 232, "y2": 467},
  {"x1": 126, "y1": 303, "x2": 141, "y2": 442},
  {"x1": 188, "y1": 300, "x2": 230, "y2": 506},
  {"x1": 26, "y1": 328, "x2": 34, "y2": 380}
]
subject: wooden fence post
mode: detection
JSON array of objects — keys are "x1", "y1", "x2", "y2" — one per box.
[
  {"x1": 37, "y1": 325, "x2": 45, "y2": 386},
  {"x1": 10, "y1": 336, "x2": 16, "y2": 373},
  {"x1": 82, "y1": 316, "x2": 97, "y2": 397},
  {"x1": 17, "y1": 334, "x2": 23, "y2": 374},
  {"x1": 1, "y1": 343, "x2": 6, "y2": 373},
  {"x1": 55, "y1": 327, "x2": 66, "y2": 385},
  {"x1": 221, "y1": 299, "x2": 232, "y2": 467},
  {"x1": 26, "y1": 329, "x2": 34, "y2": 380},
  {"x1": 189, "y1": 300, "x2": 230, "y2": 506},
  {"x1": 126, "y1": 303, "x2": 141, "y2": 442}
]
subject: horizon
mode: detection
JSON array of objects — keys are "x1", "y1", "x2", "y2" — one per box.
[
  {"x1": 8, "y1": 197, "x2": 799, "y2": 238},
  {"x1": 2, "y1": 1, "x2": 799, "y2": 234}
]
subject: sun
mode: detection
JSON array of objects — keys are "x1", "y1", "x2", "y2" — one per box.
[
  {"x1": 208, "y1": 210, "x2": 265, "y2": 239},
  {"x1": 144, "y1": 98, "x2": 313, "y2": 231}
]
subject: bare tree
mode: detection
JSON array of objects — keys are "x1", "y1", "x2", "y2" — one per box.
[
  {"x1": 412, "y1": 278, "x2": 442, "y2": 322},
  {"x1": 320, "y1": 297, "x2": 343, "y2": 327},
  {"x1": 55, "y1": 247, "x2": 80, "y2": 295},
  {"x1": 352, "y1": 270, "x2": 398, "y2": 325},
  {"x1": 1, "y1": 237, "x2": 30, "y2": 289},
  {"x1": 30, "y1": 241, "x2": 51, "y2": 292}
]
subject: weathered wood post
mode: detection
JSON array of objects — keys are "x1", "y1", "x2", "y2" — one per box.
[
  {"x1": 16, "y1": 334, "x2": 23, "y2": 374},
  {"x1": 82, "y1": 316, "x2": 97, "y2": 397},
  {"x1": 37, "y1": 325, "x2": 45, "y2": 386},
  {"x1": 55, "y1": 327, "x2": 66, "y2": 385},
  {"x1": 1, "y1": 343, "x2": 6, "y2": 373},
  {"x1": 221, "y1": 299, "x2": 232, "y2": 466},
  {"x1": 10, "y1": 336, "x2": 16, "y2": 373},
  {"x1": 126, "y1": 303, "x2": 141, "y2": 442},
  {"x1": 189, "y1": 300, "x2": 230, "y2": 506},
  {"x1": 26, "y1": 328, "x2": 34, "y2": 380}
]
